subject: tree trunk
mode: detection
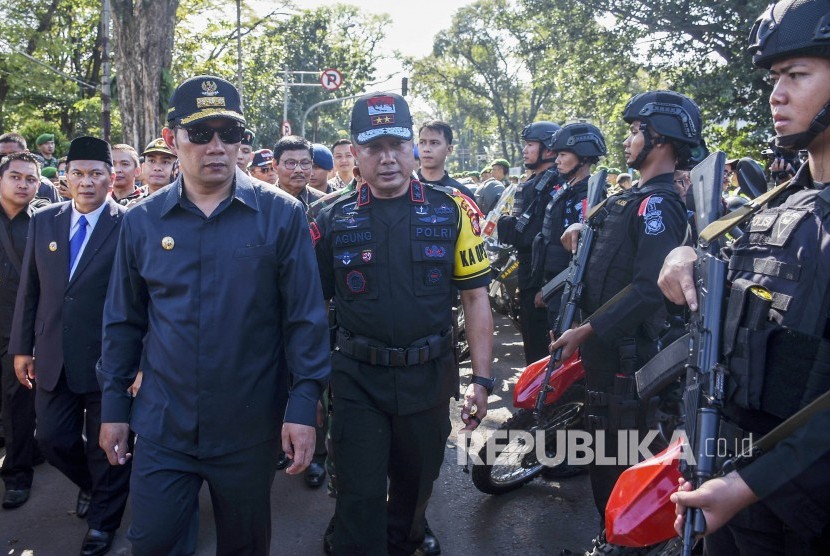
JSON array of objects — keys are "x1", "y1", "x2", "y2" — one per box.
[{"x1": 111, "y1": 0, "x2": 179, "y2": 149}]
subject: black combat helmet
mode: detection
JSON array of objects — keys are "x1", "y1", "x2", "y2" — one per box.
[
  {"x1": 748, "y1": 0, "x2": 830, "y2": 69},
  {"x1": 749, "y1": 0, "x2": 830, "y2": 150},
  {"x1": 622, "y1": 90, "x2": 706, "y2": 170},
  {"x1": 552, "y1": 123, "x2": 607, "y2": 159},
  {"x1": 521, "y1": 121, "x2": 561, "y2": 150},
  {"x1": 622, "y1": 90, "x2": 702, "y2": 146}
]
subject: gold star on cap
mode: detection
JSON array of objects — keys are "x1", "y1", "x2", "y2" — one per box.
[
  {"x1": 48, "y1": 241, "x2": 57, "y2": 252},
  {"x1": 162, "y1": 236, "x2": 175, "y2": 250}
]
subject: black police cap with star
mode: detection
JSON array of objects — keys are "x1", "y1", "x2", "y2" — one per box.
[{"x1": 350, "y1": 92, "x2": 413, "y2": 145}]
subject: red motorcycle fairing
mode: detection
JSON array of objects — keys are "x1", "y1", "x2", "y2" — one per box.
[
  {"x1": 512, "y1": 352, "x2": 584, "y2": 409},
  {"x1": 605, "y1": 437, "x2": 684, "y2": 547}
]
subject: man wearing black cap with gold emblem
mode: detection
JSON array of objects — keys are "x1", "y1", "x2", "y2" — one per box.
[
  {"x1": 312, "y1": 92, "x2": 494, "y2": 555},
  {"x1": 97, "y1": 75, "x2": 331, "y2": 555},
  {"x1": 10, "y1": 136, "x2": 129, "y2": 556}
]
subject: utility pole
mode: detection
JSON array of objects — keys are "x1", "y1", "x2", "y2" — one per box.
[
  {"x1": 101, "y1": 0, "x2": 111, "y2": 142},
  {"x1": 283, "y1": 67, "x2": 289, "y2": 135},
  {"x1": 236, "y1": 0, "x2": 243, "y2": 109},
  {"x1": 276, "y1": 69, "x2": 332, "y2": 137}
]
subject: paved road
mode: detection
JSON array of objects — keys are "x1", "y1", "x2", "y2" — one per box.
[{"x1": 0, "y1": 313, "x2": 598, "y2": 555}]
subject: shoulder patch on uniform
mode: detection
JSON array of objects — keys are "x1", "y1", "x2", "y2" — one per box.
[
  {"x1": 457, "y1": 193, "x2": 483, "y2": 235},
  {"x1": 309, "y1": 221, "x2": 321, "y2": 247},
  {"x1": 410, "y1": 180, "x2": 426, "y2": 203},
  {"x1": 638, "y1": 195, "x2": 665, "y2": 236},
  {"x1": 357, "y1": 183, "x2": 371, "y2": 207}
]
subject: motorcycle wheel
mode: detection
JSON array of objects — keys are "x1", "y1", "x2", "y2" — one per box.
[
  {"x1": 454, "y1": 305, "x2": 470, "y2": 362},
  {"x1": 584, "y1": 535, "x2": 684, "y2": 555},
  {"x1": 508, "y1": 290, "x2": 521, "y2": 331},
  {"x1": 471, "y1": 385, "x2": 584, "y2": 495},
  {"x1": 488, "y1": 281, "x2": 510, "y2": 315}
]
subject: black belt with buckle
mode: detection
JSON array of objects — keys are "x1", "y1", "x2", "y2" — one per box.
[{"x1": 335, "y1": 326, "x2": 453, "y2": 367}]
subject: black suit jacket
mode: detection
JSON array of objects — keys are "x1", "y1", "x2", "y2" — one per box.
[{"x1": 10, "y1": 198, "x2": 125, "y2": 393}]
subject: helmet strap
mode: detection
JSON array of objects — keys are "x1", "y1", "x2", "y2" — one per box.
[
  {"x1": 776, "y1": 99, "x2": 830, "y2": 150},
  {"x1": 562, "y1": 156, "x2": 589, "y2": 181},
  {"x1": 630, "y1": 123, "x2": 655, "y2": 170}
]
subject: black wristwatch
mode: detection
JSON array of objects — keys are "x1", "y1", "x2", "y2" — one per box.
[{"x1": 470, "y1": 375, "x2": 496, "y2": 395}]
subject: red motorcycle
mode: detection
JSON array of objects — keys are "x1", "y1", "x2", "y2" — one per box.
[
  {"x1": 471, "y1": 352, "x2": 586, "y2": 494},
  {"x1": 605, "y1": 439, "x2": 685, "y2": 550}
]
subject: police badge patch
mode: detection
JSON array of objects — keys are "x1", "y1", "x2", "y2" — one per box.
[
  {"x1": 638, "y1": 195, "x2": 665, "y2": 236},
  {"x1": 425, "y1": 267, "x2": 442, "y2": 284},
  {"x1": 346, "y1": 270, "x2": 367, "y2": 293}
]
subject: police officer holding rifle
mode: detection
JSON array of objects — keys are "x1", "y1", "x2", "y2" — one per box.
[
  {"x1": 665, "y1": 1, "x2": 830, "y2": 552},
  {"x1": 552, "y1": 90, "x2": 705, "y2": 530}
]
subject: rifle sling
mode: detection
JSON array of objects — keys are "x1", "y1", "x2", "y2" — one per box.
[
  {"x1": 698, "y1": 179, "x2": 794, "y2": 245},
  {"x1": 728, "y1": 387, "x2": 830, "y2": 471},
  {"x1": 585, "y1": 284, "x2": 633, "y2": 324},
  {"x1": 586, "y1": 198, "x2": 609, "y2": 220}
]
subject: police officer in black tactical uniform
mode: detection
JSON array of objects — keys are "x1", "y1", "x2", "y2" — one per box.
[
  {"x1": 498, "y1": 121, "x2": 562, "y2": 364},
  {"x1": 312, "y1": 92, "x2": 494, "y2": 556},
  {"x1": 552, "y1": 91, "x2": 705, "y2": 522},
  {"x1": 531, "y1": 122, "x2": 606, "y2": 329},
  {"x1": 666, "y1": 1, "x2": 830, "y2": 553}
]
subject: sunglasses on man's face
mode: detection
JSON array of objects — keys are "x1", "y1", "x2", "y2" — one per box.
[{"x1": 178, "y1": 124, "x2": 245, "y2": 145}]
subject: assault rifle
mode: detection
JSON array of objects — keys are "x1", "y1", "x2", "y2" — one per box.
[
  {"x1": 535, "y1": 169, "x2": 606, "y2": 414},
  {"x1": 681, "y1": 151, "x2": 727, "y2": 556}
]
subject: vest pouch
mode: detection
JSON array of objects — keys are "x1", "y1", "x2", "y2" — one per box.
[{"x1": 726, "y1": 325, "x2": 775, "y2": 411}]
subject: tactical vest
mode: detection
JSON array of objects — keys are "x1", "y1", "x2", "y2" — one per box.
[
  {"x1": 723, "y1": 186, "x2": 830, "y2": 423},
  {"x1": 581, "y1": 181, "x2": 682, "y2": 315},
  {"x1": 539, "y1": 177, "x2": 589, "y2": 276},
  {"x1": 326, "y1": 181, "x2": 459, "y2": 342},
  {"x1": 727, "y1": 187, "x2": 830, "y2": 335},
  {"x1": 511, "y1": 172, "x2": 553, "y2": 254}
]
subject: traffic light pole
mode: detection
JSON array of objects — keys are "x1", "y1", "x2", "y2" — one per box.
[
  {"x1": 275, "y1": 69, "x2": 325, "y2": 136},
  {"x1": 300, "y1": 93, "x2": 366, "y2": 139}
]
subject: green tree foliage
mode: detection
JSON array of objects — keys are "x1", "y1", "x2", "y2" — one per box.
[
  {"x1": 407, "y1": 0, "x2": 641, "y2": 170},
  {"x1": 2, "y1": 1, "x2": 385, "y2": 153},
  {"x1": 0, "y1": 0, "x2": 102, "y2": 144},
  {"x1": 576, "y1": 0, "x2": 773, "y2": 158},
  {"x1": 171, "y1": 3, "x2": 387, "y2": 150}
]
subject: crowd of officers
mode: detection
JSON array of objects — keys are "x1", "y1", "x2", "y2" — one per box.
[{"x1": 0, "y1": 0, "x2": 829, "y2": 555}]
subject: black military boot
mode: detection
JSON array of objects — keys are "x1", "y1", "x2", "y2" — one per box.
[{"x1": 420, "y1": 519, "x2": 441, "y2": 555}]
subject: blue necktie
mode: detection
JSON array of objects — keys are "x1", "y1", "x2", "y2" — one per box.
[{"x1": 68, "y1": 215, "x2": 88, "y2": 277}]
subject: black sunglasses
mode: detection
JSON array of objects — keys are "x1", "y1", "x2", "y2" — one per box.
[{"x1": 178, "y1": 124, "x2": 245, "y2": 145}]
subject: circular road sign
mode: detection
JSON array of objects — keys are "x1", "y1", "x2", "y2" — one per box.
[
  {"x1": 282, "y1": 120, "x2": 292, "y2": 137},
  {"x1": 320, "y1": 68, "x2": 344, "y2": 91}
]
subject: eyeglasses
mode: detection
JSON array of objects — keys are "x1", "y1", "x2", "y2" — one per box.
[
  {"x1": 178, "y1": 125, "x2": 245, "y2": 145},
  {"x1": 281, "y1": 159, "x2": 313, "y2": 170}
]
